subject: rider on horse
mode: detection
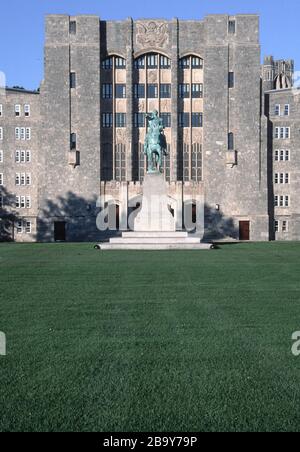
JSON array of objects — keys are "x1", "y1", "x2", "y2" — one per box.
[{"x1": 144, "y1": 110, "x2": 167, "y2": 173}]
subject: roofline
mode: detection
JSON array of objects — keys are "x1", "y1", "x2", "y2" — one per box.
[{"x1": 5, "y1": 87, "x2": 40, "y2": 95}]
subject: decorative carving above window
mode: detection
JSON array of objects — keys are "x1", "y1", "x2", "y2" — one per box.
[{"x1": 136, "y1": 21, "x2": 169, "y2": 49}]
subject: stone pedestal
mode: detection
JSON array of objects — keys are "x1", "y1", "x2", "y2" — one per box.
[{"x1": 134, "y1": 172, "x2": 175, "y2": 232}]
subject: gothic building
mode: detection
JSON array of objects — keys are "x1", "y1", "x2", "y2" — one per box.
[{"x1": 0, "y1": 14, "x2": 299, "y2": 242}]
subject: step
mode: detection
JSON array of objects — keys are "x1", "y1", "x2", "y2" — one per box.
[
  {"x1": 99, "y1": 243, "x2": 214, "y2": 251},
  {"x1": 110, "y1": 237, "x2": 201, "y2": 245},
  {"x1": 122, "y1": 231, "x2": 189, "y2": 239}
]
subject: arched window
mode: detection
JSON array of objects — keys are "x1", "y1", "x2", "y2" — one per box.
[
  {"x1": 134, "y1": 53, "x2": 171, "y2": 70},
  {"x1": 102, "y1": 56, "x2": 126, "y2": 70},
  {"x1": 179, "y1": 55, "x2": 203, "y2": 69}
]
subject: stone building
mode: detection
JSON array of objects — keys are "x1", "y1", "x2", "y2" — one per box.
[{"x1": 0, "y1": 14, "x2": 298, "y2": 242}]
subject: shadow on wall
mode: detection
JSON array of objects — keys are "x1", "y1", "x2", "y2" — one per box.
[
  {"x1": 203, "y1": 204, "x2": 239, "y2": 241},
  {"x1": 37, "y1": 191, "x2": 101, "y2": 242},
  {"x1": 0, "y1": 187, "x2": 20, "y2": 242}
]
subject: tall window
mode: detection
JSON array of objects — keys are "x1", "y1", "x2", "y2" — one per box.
[
  {"x1": 161, "y1": 113, "x2": 171, "y2": 128},
  {"x1": 0, "y1": 150, "x2": 3, "y2": 163},
  {"x1": 24, "y1": 104, "x2": 30, "y2": 117},
  {"x1": 115, "y1": 84, "x2": 126, "y2": 99},
  {"x1": 228, "y1": 132, "x2": 234, "y2": 150},
  {"x1": 160, "y1": 84, "x2": 171, "y2": 98},
  {"x1": 192, "y1": 113, "x2": 203, "y2": 128},
  {"x1": 284, "y1": 104, "x2": 290, "y2": 116},
  {"x1": 134, "y1": 56, "x2": 145, "y2": 69},
  {"x1": 0, "y1": 128, "x2": 3, "y2": 140},
  {"x1": 179, "y1": 57, "x2": 190, "y2": 69},
  {"x1": 15, "y1": 105, "x2": 21, "y2": 117},
  {"x1": 102, "y1": 113, "x2": 113, "y2": 128},
  {"x1": 115, "y1": 113, "x2": 126, "y2": 128},
  {"x1": 134, "y1": 113, "x2": 145, "y2": 128},
  {"x1": 179, "y1": 113, "x2": 190, "y2": 128},
  {"x1": 102, "y1": 84, "x2": 113, "y2": 99},
  {"x1": 228, "y1": 20, "x2": 236, "y2": 34},
  {"x1": 69, "y1": 21, "x2": 77, "y2": 35},
  {"x1": 228, "y1": 72, "x2": 235, "y2": 89},
  {"x1": 275, "y1": 105, "x2": 280, "y2": 116},
  {"x1": 70, "y1": 72, "x2": 76, "y2": 89},
  {"x1": 275, "y1": 127, "x2": 290, "y2": 139},
  {"x1": 160, "y1": 55, "x2": 171, "y2": 69},
  {"x1": 0, "y1": 173, "x2": 3, "y2": 186},
  {"x1": 134, "y1": 84, "x2": 145, "y2": 99},
  {"x1": 70, "y1": 133, "x2": 77, "y2": 150},
  {"x1": 147, "y1": 84, "x2": 158, "y2": 99},
  {"x1": 0, "y1": 105, "x2": 2, "y2": 117},
  {"x1": 191, "y1": 56, "x2": 203, "y2": 69},
  {"x1": 179, "y1": 84, "x2": 190, "y2": 98},
  {"x1": 147, "y1": 54, "x2": 158, "y2": 69},
  {"x1": 115, "y1": 57, "x2": 126, "y2": 69},
  {"x1": 102, "y1": 57, "x2": 113, "y2": 70},
  {"x1": 192, "y1": 84, "x2": 203, "y2": 98}
]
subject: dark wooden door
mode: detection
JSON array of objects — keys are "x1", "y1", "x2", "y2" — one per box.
[
  {"x1": 54, "y1": 222, "x2": 66, "y2": 241},
  {"x1": 239, "y1": 221, "x2": 250, "y2": 241}
]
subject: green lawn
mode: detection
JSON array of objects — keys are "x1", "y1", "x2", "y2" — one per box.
[{"x1": 0, "y1": 242, "x2": 300, "y2": 432}]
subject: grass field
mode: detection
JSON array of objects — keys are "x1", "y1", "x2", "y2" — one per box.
[{"x1": 0, "y1": 242, "x2": 300, "y2": 432}]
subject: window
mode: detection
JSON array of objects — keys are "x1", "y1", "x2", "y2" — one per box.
[
  {"x1": 16, "y1": 220, "x2": 23, "y2": 234},
  {"x1": 161, "y1": 113, "x2": 171, "y2": 128},
  {"x1": 147, "y1": 84, "x2": 158, "y2": 99},
  {"x1": 102, "y1": 84, "x2": 112, "y2": 99},
  {"x1": 26, "y1": 196, "x2": 31, "y2": 209},
  {"x1": 70, "y1": 72, "x2": 76, "y2": 89},
  {"x1": 192, "y1": 84, "x2": 203, "y2": 98},
  {"x1": 160, "y1": 55, "x2": 171, "y2": 69},
  {"x1": 284, "y1": 105, "x2": 290, "y2": 116},
  {"x1": 115, "y1": 113, "x2": 126, "y2": 128},
  {"x1": 282, "y1": 220, "x2": 288, "y2": 232},
  {"x1": 15, "y1": 150, "x2": 20, "y2": 163},
  {"x1": 285, "y1": 150, "x2": 290, "y2": 161},
  {"x1": 134, "y1": 84, "x2": 145, "y2": 99},
  {"x1": 24, "y1": 104, "x2": 30, "y2": 117},
  {"x1": 275, "y1": 105, "x2": 280, "y2": 116},
  {"x1": 0, "y1": 173, "x2": 3, "y2": 186},
  {"x1": 179, "y1": 113, "x2": 190, "y2": 128},
  {"x1": 0, "y1": 150, "x2": 3, "y2": 163},
  {"x1": 275, "y1": 127, "x2": 290, "y2": 139},
  {"x1": 26, "y1": 150, "x2": 31, "y2": 163},
  {"x1": 228, "y1": 72, "x2": 235, "y2": 88},
  {"x1": 15, "y1": 105, "x2": 21, "y2": 117},
  {"x1": 102, "y1": 58, "x2": 113, "y2": 70},
  {"x1": 20, "y1": 128, "x2": 25, "y2": 140},
  {"x1": 179, "y1": 57, "x2": 190, "y2": 69},
  {"x1": 179, "y1": 84, "x2": 190, "y2": 98},
  {"x1": 160, "y1": 84, "x2": 171, "y2": 98},
  {"x1": 115, "y1": 57, "x2": 126, "y2": 69},
  {"x1": 228, "y1": 20, "x2": 236, "y2": 34},
  {"x1": 69, "y1": 21, "x2": 77, "y2": 35},
  {"x1": 0, "y1": 105, "x2": 2, "y2": 117},
  {"x1": 228, "y1": 132, "x2": 234, "y2": 150},
  {"x1": 102, "y1": 113, "x2": 113, "y2": 128},
  {"x1": 147, "y1": 54, "x2": 158, "y2": 69},
  {"x1": 275, "y1": 173, "x2": 290, "y2": 184},
  {"x1": 15, "y1": 128, "x2": 20, "y2": 140},
  {"x1": 134, "y1": 113, "x2": 145, "y2": 128},
  {"x1": 0, "y1": 127, "x2": 3, "y2": 140},
  {"x1": 274, "y1": 220, "x2": 279, "y2": 232},
  {"x1": 25, "y1": 128, "x2": 31, "y2": 140},
  {"x1": 15, "y1": 173, "x2": 20, "y2": 185},
  {"x1": 191, "y1": 57, "x2": 203, "y2": 69},
  {"x1": 26, "y1": 174, "x2": 31, "y2": 186},
  {"x1": 70, "y1": 133, "x2": 77, "y2": 150},
  {"x1": 275, "y1": 195, "x2": 290, "y2": 207},
  {"x1": 25, "y1": 221, "x2": 32, "y2": 234},
  {"x1": 134, "y1": 56, "x2": 145, "y2": 69},
  {"x1": 192, "y1": 113, "x2": 203, "y2": 128},
  {"x1": 115, "y1": 84, "x2": 126, "y2": 99}
]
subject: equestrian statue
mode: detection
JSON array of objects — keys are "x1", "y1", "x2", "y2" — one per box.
[{"x1": 144, "y1": 110, "x2": 168, "y2": 173}]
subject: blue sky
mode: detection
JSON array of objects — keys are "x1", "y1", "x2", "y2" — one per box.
[{"x1": 0, "y1": 0, "x2": 299, "y2": 90}]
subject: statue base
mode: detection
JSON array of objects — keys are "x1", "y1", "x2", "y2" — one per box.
[{"x1": 134, "y1": 172, "x2": 176, "y2": 232}]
